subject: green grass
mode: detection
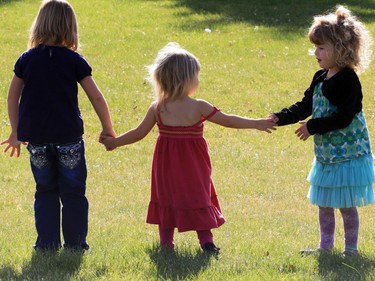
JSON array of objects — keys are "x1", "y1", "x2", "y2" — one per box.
[{"x1": 1, "y1": 0, "x2": 375, "y2": 280}]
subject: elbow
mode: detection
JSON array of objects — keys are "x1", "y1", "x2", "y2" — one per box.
[
  {"x1": 336, "y1": 113, "x2": 355, "y2": 129},
  {"x1": 131, "y1": 129, "x2": 148, "y2": 142},
  {"x1": 136, "y1": 133, "x2": 147, "y2": 141},
  {"x1": 337, "y1": 119, "x2": 353, "y2": 129},
  {"x1": 223, "y1": 120, "x2": 238, "y2": 128}
]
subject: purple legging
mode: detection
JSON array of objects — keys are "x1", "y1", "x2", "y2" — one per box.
[
  {"x1": 158, "y1": 226, "x2": 213, "y2": 249},
  {"x1": 319, "y1": 206, "x2": 359, "y2": 250}
]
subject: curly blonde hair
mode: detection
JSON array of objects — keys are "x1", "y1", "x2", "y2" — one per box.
[
  {"x1": 308, "y1": 5, "x2": 372, "y2": 73},
  {"x1": 28, "y1": 0, "x2": 79, "y2": 51},
  {"x1": 147, "y1": 42, "x2": 201, "y2": 105}
]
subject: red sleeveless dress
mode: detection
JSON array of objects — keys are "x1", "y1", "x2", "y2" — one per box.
[{"x1": 146, "y1": 107, "x2": 225, "y2": 232}]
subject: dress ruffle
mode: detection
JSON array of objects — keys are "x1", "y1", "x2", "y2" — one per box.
[
  {"x1": 146, "y1": 198, "x2": 225, "y2": 232},
  {"x1": 307, "y1": 155, "x2": 375, "y2": 208}
]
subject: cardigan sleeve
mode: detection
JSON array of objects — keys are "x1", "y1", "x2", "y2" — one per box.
[{"x1": 306, "y1": 69, "x2": 362, "y2": 135}]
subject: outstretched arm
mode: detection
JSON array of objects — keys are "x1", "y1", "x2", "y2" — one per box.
[
  {"x1": 1, "y1": 75, "x2": 24, "y2": 157},
  {"x1": 80, "y1": 76, "x2": 116, "y2": 142},
  {"x1": 199, "y1": 100, "x2": 276, "y2": 133},
  {"x1": 102, "y1": 103, "x2": 157, "y2": 151}
]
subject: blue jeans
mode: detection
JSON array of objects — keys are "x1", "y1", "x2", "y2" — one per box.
[{"x1": 27, "y1": 138, "x2": 89, "y2": 250}]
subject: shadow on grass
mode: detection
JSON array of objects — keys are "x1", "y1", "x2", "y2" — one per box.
[
  {"x1": 0, "y1": 250, "x2": 84, "y2": 280},
  {"x1": 147, "y1": 244, "x2": 216, "y2": 280},
  {"x1": 0, "y1": 0, "x2": 21, "y2": 6},
  {"x1": 154, "y1": 0, "x2": 375, "y2": 35},
  {"x1": 317, "y1": 252, "x2": 375, "y2": 280}
]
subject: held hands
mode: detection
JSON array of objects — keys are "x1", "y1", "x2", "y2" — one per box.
[
  {"x1": 99, "y1": 128, "x2": 117, "y2": 151},
  {"x1": 295, "y1": 121, "x2": 311, "y2": 141},
  {"x1": 256, "y1": 117, "x2": 277, "y2": 133},
  {"x1": 101, "y1": 136, "x2": 118, "y2": 151},
  {"x1": 267, "y1": 114, "x2": 279, "y2": 124},
  {"x1": 1, "y1": 133, "x2": 25, "y2": 157},
  {"x1": 267, "y1": 114, "x2": 311, "y2": 141}
]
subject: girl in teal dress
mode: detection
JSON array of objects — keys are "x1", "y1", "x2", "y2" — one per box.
[{"x1": 270, "y1": 5, "x2": 374, "y2": 255}]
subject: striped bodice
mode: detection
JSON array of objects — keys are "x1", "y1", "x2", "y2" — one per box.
[{"x1": 156, "y1": 106, "x2": 219, "y2": 138}]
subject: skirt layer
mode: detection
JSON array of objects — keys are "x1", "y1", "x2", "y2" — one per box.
[{"x1": 307, "y1": 155, "x2": 375, "y2": 208}]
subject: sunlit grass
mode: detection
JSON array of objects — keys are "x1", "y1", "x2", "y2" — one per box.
[{"x1": 1, "y1": 0, "x2": 375, "y2": 280}]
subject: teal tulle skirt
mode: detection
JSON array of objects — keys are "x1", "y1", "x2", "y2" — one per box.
[{"x1": 307, "y1": 155, "x2": 375, "y2": 208}]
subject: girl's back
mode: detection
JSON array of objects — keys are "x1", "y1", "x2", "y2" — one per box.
[
  {"x1": 157, "y1": 97, "x2": 207, "y2": 127},
  {"x1": 16, "y1": 44, "x2": 92, "y2": 143}
]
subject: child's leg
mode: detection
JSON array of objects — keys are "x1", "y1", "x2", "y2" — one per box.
[
  {"x1": 197, "y1": 230, "x2": 220, "y2": 253},
  {"x1": 27, "y1": 143, "x2": 61, "y2": 250},
  {"x1": 339, "y1": 207, "x2": 359, "y2": 252},
  {"x1": 56, "y1": 140, "x2": 89, "y2": 250},
  {"x1": 158, "y1": 226, "x2": 175, "y2": 249},
  {"x1": 319, "y1": 206, "x2": 335, "y2": 250},
  {"x1": 196, "y1": 230, "x2": 213, "y2": 248}
]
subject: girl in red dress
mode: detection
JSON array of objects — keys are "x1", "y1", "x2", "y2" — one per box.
[{"x1": 103, "y1": 42, "x2": 276, "y2": 253}]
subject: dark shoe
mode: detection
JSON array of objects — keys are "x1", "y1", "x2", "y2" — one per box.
[
  {"x1": 160, "y1": 243, "x2": 175, "y2": 251},
  {"x1": 33, "y1": 243, "x2": 61, "y2": 252},
  {"x1": 202, "y1": 242, "x2": 220, "y2": 254},
  {"x1": 64, "y1": 243, "x2": 90, "y2": 253},
  {"x1": 300, "y1": 248, "x2": 332, "y2": 256},
  {"x1": 342, "y1": 249, "x2": 359, "y2": 257}
]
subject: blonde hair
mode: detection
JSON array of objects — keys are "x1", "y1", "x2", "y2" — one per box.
[
  {"x1": 308, "y1": 5, "x2": 372, "y2": 73},
  {"x1": 28, "y1": 0, "x2": 79, "y2": 51},
  {"x1": 147, "y1": 42, "x2": 201, "y2": 104}
]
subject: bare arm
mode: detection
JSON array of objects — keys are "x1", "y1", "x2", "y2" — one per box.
[
  {"x1": 1, "y1": 75, "x2": 24, "y2": 157},
  {"x1": 103, "y1": 103, "x2": 157, "y2": 150},
  {"x1": 199, "y1": 100, "x2": 276, "y2": 133},
  {"x1": 79, "y1": 76, "x2": 116, "y2": 141}
]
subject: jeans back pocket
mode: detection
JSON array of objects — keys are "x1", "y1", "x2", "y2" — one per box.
[
  {"x1": 56, "y1": 141, "x2": 82, "y2": 170},
  {"x1": 27, "y1": 144, "x2": 48, "y2": 169}
]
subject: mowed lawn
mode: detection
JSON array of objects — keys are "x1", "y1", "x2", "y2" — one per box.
[{"x1": 1, "y1": 0, "x2": 375, "y2": 280}]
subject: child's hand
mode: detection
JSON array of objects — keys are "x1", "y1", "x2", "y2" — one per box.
[
  {"x1": 1, "y1": 133, "x2": 24, "y2": 157},
  {"x1": 295, "y1": 121, "x2": 311, "y2": 141},
  {"x1": 267, "y1": 114, "x2": 279, "y2": 123},
  {"x1": 99, "y1": 128, "x2": 116, "y2": 144},
  {"x1": 102, "y1": 137, "x2": 117, "y2": 151},
  {"x1": 256, "y1": 118, "x2": 277, "y2": 133}
]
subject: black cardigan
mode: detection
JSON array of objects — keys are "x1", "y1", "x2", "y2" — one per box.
[{"x1": 274, "y1": 68, "x2": 363, "y2": 135}]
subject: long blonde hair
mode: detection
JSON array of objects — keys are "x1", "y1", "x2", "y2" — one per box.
[
  {"x1": 28, "y1": 0, "x2": 79, "y2": 51},
  {"x1": 147, "y1": 42, "x2": 201, "y2": 105},
  {"x1": 308, "y1": 5, "x2": 372, "y2": 73}
]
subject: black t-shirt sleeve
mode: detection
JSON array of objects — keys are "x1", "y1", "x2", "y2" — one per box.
[{"x1": 75, "y1": 54, "x2": 92, "y2": 82}]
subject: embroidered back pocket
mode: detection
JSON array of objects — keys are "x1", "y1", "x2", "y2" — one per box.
[
  {"x1": 27, "y1": 144, "x2": 48, "y2": 169},
  {"x1": 56, "y1": 141, "x2": 82, "y2": 170}
]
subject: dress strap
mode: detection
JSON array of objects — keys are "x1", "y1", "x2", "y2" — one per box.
[
  {"x1": 157, "y1": 105, "x2": 219, "y2": 127},
  {"x1": 192, "y1": 106, "x2": 220, "y2": 126},
  {"x1": 204, "y1": 106, "x2": 220, "y2": 121}
]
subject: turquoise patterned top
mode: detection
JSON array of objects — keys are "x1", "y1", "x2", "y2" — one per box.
[{"x1": 312, "y1": 82, "x2": 372, "y2": 164}]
